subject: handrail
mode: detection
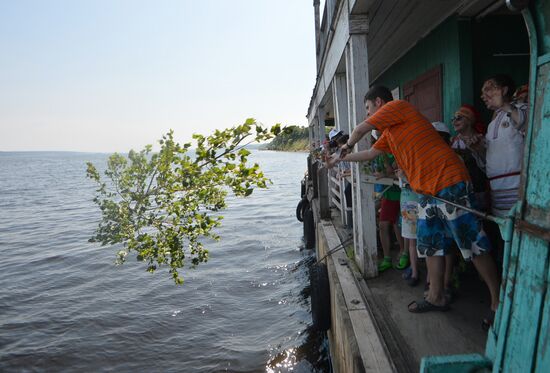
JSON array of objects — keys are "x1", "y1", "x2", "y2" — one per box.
[{"x1": 361, "y1": 175, "x2": 506, "y2": 226}]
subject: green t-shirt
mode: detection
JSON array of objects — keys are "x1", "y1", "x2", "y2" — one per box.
[{"x1": 373, "y1": 154, "x2": 401, "y2": 201}]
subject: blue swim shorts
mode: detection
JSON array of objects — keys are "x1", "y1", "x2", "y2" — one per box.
[{"x1": 416, "y1": 182, "x2": 491, "y2": 260}]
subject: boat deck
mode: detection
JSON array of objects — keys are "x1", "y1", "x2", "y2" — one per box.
[{"x1": 330, "y1": 208, "x2": 489, "y2": 371}]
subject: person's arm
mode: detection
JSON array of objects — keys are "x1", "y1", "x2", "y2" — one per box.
[
  {"x1": 464, "y1": 134, "x2": 487, "y2": 171},
  {"x1": 501, "y1": 102, "x2": 523, "y2": 128},
  {"x1": 325, "y1": 152, "x2": 341, "y2": 169},
  {"x1": 383, "y1": 156, "x2": 397, "y2": 177},
  {"x1": 502, "y1": 102, "x2": 528, "y2": 132},
  {"x1": 340, "y1": 119, "x2": 376, "y2": 154},
  {"x1": 343, "y1": 147, "x2": 383, "y2": 162}
]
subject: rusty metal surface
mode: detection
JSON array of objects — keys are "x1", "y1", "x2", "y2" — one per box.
[{"x1": 515, "y1": 219, "x2": 550, "y2": 241}]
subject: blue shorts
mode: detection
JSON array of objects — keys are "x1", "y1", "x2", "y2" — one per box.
[{"x1": 416, "y1": 182, "x2": 491, "y2": 260}]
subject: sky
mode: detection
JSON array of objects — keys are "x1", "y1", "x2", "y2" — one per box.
[{"x1": 0, "y1": 1, "x2": 316, "y2": 152}]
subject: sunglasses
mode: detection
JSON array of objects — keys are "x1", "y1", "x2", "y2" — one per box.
[{"x1": 451, "y1": 115, "x2": 464, "y2": 122}]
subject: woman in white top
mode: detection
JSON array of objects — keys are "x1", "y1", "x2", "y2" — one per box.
[{"x1": 478, "y1": 74, "x2": 528, "y2": 217}]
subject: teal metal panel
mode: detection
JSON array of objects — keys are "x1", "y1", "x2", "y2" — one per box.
[
  {"x1": 490, "y1": 229, "x2": 522, "y2": 366},
  {"x1": 492, "y1": 2, "x2": 550, "y2": 371},
  {"x1": 523, "y1": 61, "x2": 550, "y2": 227},
  {"x1": 420, "y1": 354, "x2": 491, "y2": 373},
  {"x1": 534, "y1": 1, "x2": 550, "y2": 54},
  {"x1": 533, "y1": 259, "x2": 550, "y2": 372},
  {"x1": 499, "y1": 235, "x2": 549, "y2": 372}
]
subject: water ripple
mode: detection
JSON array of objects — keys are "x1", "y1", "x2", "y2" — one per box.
[{"x1": 0, "y1": 151, "x2": 329, "y2": 372}]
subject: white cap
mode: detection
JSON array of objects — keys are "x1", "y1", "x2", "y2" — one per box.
[
  {"x1": 432, "y1": 121, "x2": 450, "y2": 134},
  {"x1": 328, "y1": 129, "x2": 343, "y2": 140}
]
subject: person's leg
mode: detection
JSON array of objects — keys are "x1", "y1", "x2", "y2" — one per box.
[
  {"x1": 472, "y1": 254, "x2": 500, "y2": 311},
  {"x1": 425, "y1": 256, "x2": 446, "y2": 306},
  {"x1": 379, "y1": 221, "x2": 392, "y2": 257},
  {"x1": 379, "y1": 220, "x2": 392, "y2": 271},
  {"x1": 378, "y1": 198, "x2": 393, "y2": 271},
  {"x1": 394, "y1": 223, "x2": 405, "y2": 255},
  {"x1": 443, "y1": 182, "x2": 501, "y2": 313},
  {"x1": 409, "y1": 239, "x2": 418, "y2": 279},
  {"x1": 394, "y1": 222, "x2": 409, "y2": 269},
  {"x1": 444, "y1": 251, "x2": 455, "y2": 289},
  {"x1": 345, "y1": 182, "x2": 352, "y2": 208},
  {"x1": 412, "y1": 193, "x2": 450, "y2": 310},
  {"x1": 390, "y1": 201, "x2": 407, "y2": 269}
]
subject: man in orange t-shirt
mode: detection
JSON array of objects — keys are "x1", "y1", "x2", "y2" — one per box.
[{"x1": 329, "y1": 86, "x2": 499, "y2": 319}]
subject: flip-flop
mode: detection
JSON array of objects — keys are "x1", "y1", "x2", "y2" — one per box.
[
  {"x1": 395, "y1": 254, "x2": 410, "y2": 270},
  {"x1": 408, "y1": 299, "x2": 449, "y2": 313},
  {"x1": 401, "y1": 267, "x2": 412, "y2": 280},
  {"x1": 406, "y1": 276, "x2": 419, "y2": 287}
]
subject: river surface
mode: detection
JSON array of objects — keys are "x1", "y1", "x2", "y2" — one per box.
[{"x1": 0, "y1": 150, "x2": 329, "y2": 372}]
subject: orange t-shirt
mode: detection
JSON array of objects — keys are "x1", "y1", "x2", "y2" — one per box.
[{"x1": 368, "y1": 100, "x2": 470, "y2": 196}]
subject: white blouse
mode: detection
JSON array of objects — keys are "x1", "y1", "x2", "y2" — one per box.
[{"x1": 485, "y1": 102, "x2": 528, "y2": 192}]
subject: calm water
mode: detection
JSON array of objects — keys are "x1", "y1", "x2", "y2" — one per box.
[{"x1": 0, "y1": 150, "x2": 329, "y2": 373}]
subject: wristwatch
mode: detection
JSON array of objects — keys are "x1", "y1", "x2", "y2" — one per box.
[{"x1": 346, "y1": 141, "x2": 353, "y2": 149}]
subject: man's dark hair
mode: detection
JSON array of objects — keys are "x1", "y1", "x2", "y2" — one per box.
[
  {"x1": 364, "y1": 85, "x2": 393, "y2": 103},
  {"x1": 486, "y1": 74, "x2": 516, "y2": 101}
]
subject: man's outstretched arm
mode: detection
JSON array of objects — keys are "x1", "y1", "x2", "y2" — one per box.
[
  {"x1": 343, "y1": 147, "x2": 383, "y2": 162},
  {"x1": 326, "y1": 147, "x2": 383, "y2": 169},
  {"x1": 343, "y1": 120, "x2": 376, "y2": 150}
]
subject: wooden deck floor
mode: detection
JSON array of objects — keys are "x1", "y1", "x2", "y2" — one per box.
[{"x1": 331, "y1": 209, "x2": 490, "y2": 371}]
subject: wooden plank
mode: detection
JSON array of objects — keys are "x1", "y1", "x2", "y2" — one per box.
[
  {"x1": 349, "y1": 14, "x2": 369, "y2": 35},
  {"x1": 318, "y1": 105, "x2": 326, "y2": 145},
  {"x1": 331, "y1": 197, "x2": 342, "y2": 210},
  {"x1": 349, "y1": 310, "x2": 395, "y2": 372},
  {"x1": 332, "y1": 73, "x2": 350, "y2": 134},
  {"x1": 321, "y1": 223, "x2": 366, "y2": 312},
  {"x1": 322, "y1": 223, "x2": 394, "y2": 372}
]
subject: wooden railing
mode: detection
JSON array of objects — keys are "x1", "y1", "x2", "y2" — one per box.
[{"x1": 328, "y1": 168, "x2": 352, "y2": 227}]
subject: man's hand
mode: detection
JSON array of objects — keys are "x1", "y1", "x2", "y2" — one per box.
[
  {"x1": 462, "y1": 133, "x2": 485, "y2": 154},
  {"x1": 395, "y1": 168, "x2": 406, "y2": 179},
  {"x1": 339, "y1": 146, "x2": 350, "y2": 159},
  {"x1": 325, "y1": 153, "x2": 340, "y2": 169}
]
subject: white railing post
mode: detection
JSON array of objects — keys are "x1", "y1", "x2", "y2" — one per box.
[{"x1": 345, "y1": 22, "x2": 378, "y2": 278}]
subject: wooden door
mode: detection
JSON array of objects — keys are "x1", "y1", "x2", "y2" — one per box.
[{"x1": 403, "y1": 65, "x2": 442, "y2": 122}]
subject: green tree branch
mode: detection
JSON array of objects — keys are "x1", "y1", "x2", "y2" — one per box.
[{"x1": 86, "y1": 119, "x2": 281, "y2": 284}]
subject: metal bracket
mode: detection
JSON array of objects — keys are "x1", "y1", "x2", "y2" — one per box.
[{"x1": 515, "y1": 220, "x2": 550, "y2": 241}]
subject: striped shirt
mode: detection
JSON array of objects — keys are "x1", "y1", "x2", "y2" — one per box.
[{"x1": 368, "y1": 100, "x2": 470, "y2": 196}]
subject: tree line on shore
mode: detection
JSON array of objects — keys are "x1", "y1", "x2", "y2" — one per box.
[{"x1": 264, "y1": 125, "x2": 309, "y2": 151}]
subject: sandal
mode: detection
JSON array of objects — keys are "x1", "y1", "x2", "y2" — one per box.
[
  {"x1": 482, "y1": 310, "x2": 496, "y2": 331},
  {"x1": 406, "y1": 276, "x2": 419, "y2": 287},
  {"x1": 408, "y1": 299, "x2": 449, "y2": 313},
  {"x1": 378, "y1": 257, "x2": 392, "y2": 272},
  {"x1": 401, "y1": 267, "x2": 412, "y2": 280},
  {"x1": 395, "y1": 254, "x2": 410, "y2": 270}
]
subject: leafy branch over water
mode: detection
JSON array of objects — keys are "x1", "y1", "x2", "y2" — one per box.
[{"x1": 86, "y1": 119, "x2": 285, "y2": 284}]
